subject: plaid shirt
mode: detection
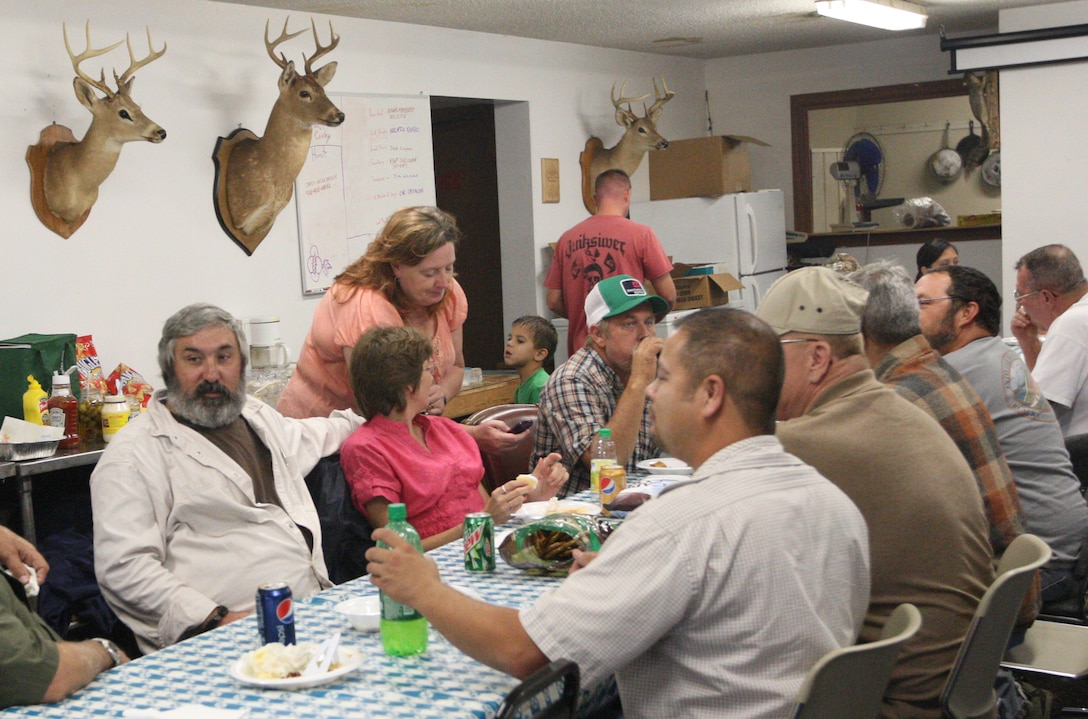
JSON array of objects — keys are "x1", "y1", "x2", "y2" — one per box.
[
  {"x1": 874, "y1": 335, "x2": 1040, "y2": 623},
  {"x1": 534, "y1": 346, "x2": 659, "y2": 496}
]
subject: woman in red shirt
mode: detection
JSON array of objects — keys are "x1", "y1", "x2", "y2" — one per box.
[{"x1": 341, "y1": 326, "x2": 568, "y2": 550}]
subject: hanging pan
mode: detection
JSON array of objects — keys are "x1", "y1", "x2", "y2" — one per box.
[
  {"x1": 956, "y1": 120, "x2": 989, "y2": 171},
  {"x1": 981, "y1": 150, "x2": 1001, "y2": 188},
  {"x1": 928, "y1": 122, "x2": 962, "y2": 184}
]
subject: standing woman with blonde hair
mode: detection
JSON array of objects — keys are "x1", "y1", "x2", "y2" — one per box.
[{"x1": 279, "y1": 206, "x2": 467, "y2": 420}]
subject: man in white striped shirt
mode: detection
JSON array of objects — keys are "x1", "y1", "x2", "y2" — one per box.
[{"x1": 367, "y1": 307, "x2": 871, "y2": 719}]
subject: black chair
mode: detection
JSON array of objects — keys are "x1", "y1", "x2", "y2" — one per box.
[
  {"x1": 1036, "y1": 435, "x2": 1088, "y2": 623},
  {"x1": 494, "y1": 659, "x2": 580, "y2": 719},
  {"x1": 304, "y1": 453, "x2": 375, "y2": 585},
  {"x1": 1065, "y1": 433, "x2": 1088, "y2": 495}
]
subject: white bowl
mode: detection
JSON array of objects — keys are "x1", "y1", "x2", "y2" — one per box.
[{"x1": 335, "y1": 596, "x2": 381, "y2": 632}]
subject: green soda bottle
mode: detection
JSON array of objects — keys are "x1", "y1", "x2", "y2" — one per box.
[{"x1": 379, "y1": 503, "x2": 428, "y2": 656}]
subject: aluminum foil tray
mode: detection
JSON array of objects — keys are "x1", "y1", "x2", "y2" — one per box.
[{"x1": 0, "y1": 440, "x2": 60, "y2": 461}]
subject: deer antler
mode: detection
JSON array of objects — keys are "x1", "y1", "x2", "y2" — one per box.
[
  {"x1": 114, "y1": 28, "x2": 166, "y2": 87},
  {"x1": 611, "y1": 80, "x2": 651, "y2": 121},
  {"x1": 63, "y1": 21, "x2": 125, "y2": 98},
  {"x1": 646, "y1": 77, "x2": 675, "y2": 119},
  {"x1": 264, "y1": 18, "x2": 307, "y2": 69},
  {"x1": 304, "y1": 19, "x2": 339, "y2": 75}
]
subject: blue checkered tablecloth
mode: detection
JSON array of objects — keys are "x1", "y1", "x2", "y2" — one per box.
[{"x1": 0, "y1": 480, "x2": 667, "y2": 719}]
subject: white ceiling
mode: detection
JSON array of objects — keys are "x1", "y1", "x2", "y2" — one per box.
[{"x1": 206, "y1": 0, "x2": 1068, "y2": 59}]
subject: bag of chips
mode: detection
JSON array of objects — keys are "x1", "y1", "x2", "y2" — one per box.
[
  {"x1": 499, "y1": 514, "x2": 613, "y2": 575},
  {"x1": 75, "y1": 335, "x2": 109, "y2": 395},
  {"x1": 107, "y1": 364, "x2": 155, "y2": 408}
]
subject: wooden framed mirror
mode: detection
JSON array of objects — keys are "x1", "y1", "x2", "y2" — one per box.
[{"x1": 791, "y1": 78, "x2": 1001, "y2": 244}]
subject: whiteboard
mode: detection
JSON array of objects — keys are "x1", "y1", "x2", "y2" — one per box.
[{"x1": 295, "y1": 93, "x2": 437, "y2": 295}]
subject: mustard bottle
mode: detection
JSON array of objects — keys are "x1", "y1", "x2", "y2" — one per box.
[{"x1": 23, "y1": 375, "x2": 48, "y2": 425}]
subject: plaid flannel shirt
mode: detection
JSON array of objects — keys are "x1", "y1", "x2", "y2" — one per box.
[{"x1": 534, "y1": 346, "x2": 658, "y2": 496}]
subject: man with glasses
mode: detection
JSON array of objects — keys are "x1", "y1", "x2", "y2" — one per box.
[
  {"x1": 848, "y1": 260, "x2": 1039, "y2": 627},
  {"x1": 1011, "y1": 245, "x2": 1088, "y2": 437},
  {"x1": 534, "y1": 274, "x2": 667, "y2": 495},
  {"x1": 756, "y1": 267, "x2": 993, "y2": 719},
  {"x1": 916, "y1": 266, "x2": 1088, "y2": 608}
]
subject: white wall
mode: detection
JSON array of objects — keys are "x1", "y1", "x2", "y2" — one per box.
[
  {"x1": 703, "y1": 35, "x2": 951, "y2": 230},
  {"x1": 2, "y1": 0, "x2": 706, "y2": 385},
  {"x1": 1000, "y1": 1, "x2": 1088, "y2": 332}
]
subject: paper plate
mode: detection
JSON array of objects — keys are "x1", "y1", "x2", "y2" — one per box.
[
  {"x1": 515, "y1": 500, "x2": 600, "y2": 521},
  {"x1": 230, "y1": 646, "x2": 362, "y2": 690},
  {"x1": 636, "y1": 457, "x2": 693, "y2": 475}
]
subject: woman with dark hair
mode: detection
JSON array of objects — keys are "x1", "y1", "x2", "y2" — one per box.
[
  {"x1": 341, "y1": 326, "x2": 568, "y2": 550},
  {"x1": 279, "y1": 206, "x2": 467, "y2": 419},
  {"x1": 915, "y1": 238, "x2": 959, "y2": 281}
]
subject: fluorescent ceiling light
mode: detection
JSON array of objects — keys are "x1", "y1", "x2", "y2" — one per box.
[{"x1": 815, "y1": 0, "x2": 927, "y2": 31}]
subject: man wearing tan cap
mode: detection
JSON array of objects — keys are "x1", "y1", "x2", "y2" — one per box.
[{"x1": 756, "y1": 267, "x2": 993, "y2": 719}]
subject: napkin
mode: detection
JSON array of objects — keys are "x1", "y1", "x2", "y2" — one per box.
[
  {"x1": 122, "y1": 707, "x2": 249, "y2": 719},
  {"x1": 0, "y1": 416, "x2": 63, "y2": 443}
]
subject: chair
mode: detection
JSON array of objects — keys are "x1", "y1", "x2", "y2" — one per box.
[
  {"x1": 1065, "y1": 433, "x2": 1088, "y2": 494},
  {"x1": 463, "y1": 404, "x2": 540, "y2": 493},
  {"x1": 942, "y1": 533, "x2": 1052, "y2": 719},
  {"x1": 494, "y1": 659, "x2": 580, "y2": 719},
  {"x1": 304, "y1": 453, "x2": 375, "y2": 585},
  {"x1": 790, "y1": 603, "x2": 922, "y2": 719}
]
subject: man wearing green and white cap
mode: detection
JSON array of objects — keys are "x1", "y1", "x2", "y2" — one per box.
[
  {"x1": 756, "y1": 266, "x2": 993, "y2": 719},
  {"x1": 534, "y1": 274, "x2": 668, "y2": 495}
]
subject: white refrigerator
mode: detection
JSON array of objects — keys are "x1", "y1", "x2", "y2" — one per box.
[{"x1": 629, "y1": 189, "x2": 788, "y2": 313}]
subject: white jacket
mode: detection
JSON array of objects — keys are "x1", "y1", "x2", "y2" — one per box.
[{"x1": 91, "y1": 390, "x2": 361, "y2": 653}]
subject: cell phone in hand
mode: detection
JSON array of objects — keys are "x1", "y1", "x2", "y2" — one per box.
[{"x1": 509, "y1": 419, "x2": 534, "y2": 434}]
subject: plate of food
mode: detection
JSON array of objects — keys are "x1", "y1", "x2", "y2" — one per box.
[
  {"x1": 230, "y1": 642, "x2": 363, "y2": 690},
  {"x1": 515, "y1": 500, "x2": 600, "y2": 521},
  {"x1": 636, "y1": 457, "x2": 693, "y2": 475}
]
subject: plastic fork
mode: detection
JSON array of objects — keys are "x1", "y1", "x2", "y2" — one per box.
[{"x1": 302, "y1": 632, "x2": 341, "y2": 676}]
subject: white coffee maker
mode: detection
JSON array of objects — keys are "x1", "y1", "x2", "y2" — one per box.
[
  {"x1": 246, "y1": 317, "x2": 293, "y2": 406},
  {"x1": 247, "y1": 317, "x2": 290, "y2": 369}
]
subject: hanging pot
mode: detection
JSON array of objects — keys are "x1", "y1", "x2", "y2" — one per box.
[
  {"x1": 928, "y1": 122, "x2": 962, "y2": 184},
  {"x1": 955, "y1": 120, "x2": 986, "y2": 167},
  {"x1": 981, "y1": 150, "x2": 1001, "y2": 188}
]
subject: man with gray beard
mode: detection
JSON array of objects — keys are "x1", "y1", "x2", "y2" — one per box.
[{"x1": 91, "y1": 304, "x2": 361, "y2": 654}]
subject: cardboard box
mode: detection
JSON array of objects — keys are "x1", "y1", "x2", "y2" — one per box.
[
  {"x1": 956, "y1": 212, "x2": 1001, "y2": 228},
  {"x1": 670, "y1": 263, "x2": 744, "y2": 310},
  {"x1": 649, "y1": 135, "x2": 770, "y2": 201}
]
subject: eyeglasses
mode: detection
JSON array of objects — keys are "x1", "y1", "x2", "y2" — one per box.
[
  {"x1": 779, "y1": 338, "x2": 819, "y2": 345},
  {"x1": 1013, "y1": 288, "x2": 1042, "y2": 302},
  {"x1": 917, "y1": 296, "x2": 964, "y2": 307}
]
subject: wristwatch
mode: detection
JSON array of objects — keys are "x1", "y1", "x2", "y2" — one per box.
[{"x1": 91, "y1": 637, "x2": 123, "y2": 668}]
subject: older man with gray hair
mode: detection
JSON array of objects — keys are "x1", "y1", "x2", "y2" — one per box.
[
  {"x1": 756, "y1": 267, "x2": 993, "y2": 719},
  {"x1": 92, "y1": 303, "x2": 361, "y2": 653},
  {"x1": 1012, "y1": 244, "x2": 1088, "y2": 436},
  {"x1": 848, "y1": 260, "x2": 1038, "y2": 624}
]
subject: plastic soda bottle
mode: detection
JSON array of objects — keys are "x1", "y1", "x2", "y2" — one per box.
[
  {"x1": 589, "y1": 428, "x2": 617, "y2": 498},
  {"x1": 379, "y1": 503, "x2": 428, "y2": 656}
]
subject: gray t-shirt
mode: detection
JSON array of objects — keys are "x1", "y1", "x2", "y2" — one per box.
[{"x1": 945, "y1": 336, "x2": 1088, "y2": 566}]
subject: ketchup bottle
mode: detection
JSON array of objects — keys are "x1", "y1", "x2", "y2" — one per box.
[{"x1": 48, "y1": 372, "x2": 80, "y2": 449}]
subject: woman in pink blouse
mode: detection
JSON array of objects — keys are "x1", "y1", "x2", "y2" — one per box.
[
  {"x1": 279, "y1": 206, "x2": 468, "y2": 420},
  {"x1": 342, "y1": 326, "x2": 568, "y2": 550}
]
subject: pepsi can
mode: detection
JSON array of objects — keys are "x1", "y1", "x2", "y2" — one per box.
[{"x1": 255, "y1": 582, "x2": 296, "y2": 645}]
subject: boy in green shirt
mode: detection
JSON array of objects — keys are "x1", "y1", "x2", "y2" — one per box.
[{"x1": 504, "y1": 315, "x2": 557, "y2": 405}]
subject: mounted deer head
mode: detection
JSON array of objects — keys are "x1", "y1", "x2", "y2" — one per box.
[
  {"x1": 29, "y1": 22, "x2": 166, "y2": 235},
  {"x1": 581, "y1": 77, "x2": 674, "y2": 212},
  {"x1": 212, "y1": 18, "x2": 345, "y2": 255}
]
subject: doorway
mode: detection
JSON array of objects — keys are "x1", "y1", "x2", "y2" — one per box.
[{"x1": 431, "y1": 100, "x2": 503, "y2": 370}]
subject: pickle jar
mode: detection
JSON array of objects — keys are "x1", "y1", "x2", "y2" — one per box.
[{"x1": 78, "y1": 385, "x2": 104, "y2": 447}]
